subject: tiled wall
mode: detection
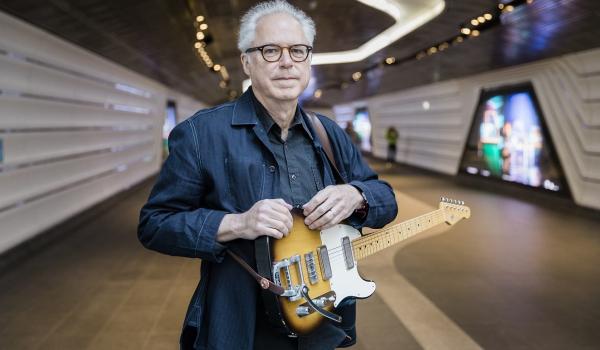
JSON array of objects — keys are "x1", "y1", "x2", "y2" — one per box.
[{"x1": 0, "y1": 11, "x2": 205, "y2": 254}]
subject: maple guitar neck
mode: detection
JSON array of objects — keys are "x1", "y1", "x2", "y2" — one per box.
[{"x1": 352, "y1": 209, "x2": 445, "y2": 260}]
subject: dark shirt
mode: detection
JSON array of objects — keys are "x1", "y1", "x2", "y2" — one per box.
[
  {"x1": 251, "y1": 94, "x2": 322, "y2": 349},
  {"x1": 251, "y1": 93, "x2": 324, "y2": 208}
]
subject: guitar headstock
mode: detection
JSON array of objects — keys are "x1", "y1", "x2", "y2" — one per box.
[{"x1": 439, "y1": 197, "x2": 471, "y2": 225}]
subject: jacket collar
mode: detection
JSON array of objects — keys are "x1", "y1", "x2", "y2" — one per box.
[
  {"x1": 231, "y1": 86, "x2": 319, "y2": 144},
  {"x1": 231, "y1": 87, "x2": 258, "y2": 126}
]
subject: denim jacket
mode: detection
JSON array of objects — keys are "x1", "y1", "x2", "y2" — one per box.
[{"x1": 138, "y1": 88, "x2": 398, "y2": 349}]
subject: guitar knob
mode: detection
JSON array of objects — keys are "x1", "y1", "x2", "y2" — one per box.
[
  {"x1": 296, "y1": 306, "x2": 310, "y2": 316},
  {"x1": 314, "y1": 297, "x2": 326, "y2": 308}
]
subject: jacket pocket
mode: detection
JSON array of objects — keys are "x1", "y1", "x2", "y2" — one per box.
[{"x1": 225, "y1": 156, "x2": 266, "y2": 212}]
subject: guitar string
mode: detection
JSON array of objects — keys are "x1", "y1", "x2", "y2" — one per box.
[
  {"x1": 321, "y1": 210, "x2": 444, "y2": 258},
  {"x1": 321, "y1": 211, "x2": 445, "y2": 261},
  {"x1": 328, "y1": 211, "x2": 448, "y2": 261},
  {"x1": 323, "y1": 210, "x2": 443, "y2": 255}
]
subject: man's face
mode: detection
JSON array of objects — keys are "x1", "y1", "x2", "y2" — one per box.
[{"x1": 241, "y1": 13, "x2": 311, "y2": 102}]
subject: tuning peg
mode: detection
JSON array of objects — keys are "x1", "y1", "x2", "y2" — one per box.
[{"x1": 460, "y1": 200, "x2": 464, "y2": 205}]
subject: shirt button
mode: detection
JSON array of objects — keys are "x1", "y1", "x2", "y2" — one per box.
[
  {"x1": 268, "y1": 165, "x2": 276, "y2": 173},
  {"x1": 291, "y1": 174, "x2": 297, "y2": 180}
]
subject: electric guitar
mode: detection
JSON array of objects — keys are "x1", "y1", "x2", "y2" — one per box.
[{"x1": 255, "y1": 197, "x2": 471, "y2": 336}]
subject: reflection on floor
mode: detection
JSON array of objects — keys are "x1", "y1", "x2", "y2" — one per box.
[{"x1": 1, "y1": 160, "x2": 599, "y2": 349}]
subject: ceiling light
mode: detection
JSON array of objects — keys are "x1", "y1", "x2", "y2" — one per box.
[
  {"x1": 199, "y1": 23, "x2": 208, "y2": 30},
  {"x1": 461, "y1": 27, "x2": 471, "y2": 35},
  {"x1": 427, "y1": 46, "x2": 437, "y2": 54},
  {"x1": 471, "y1": 30, "x2": 480, "y2": 37},
  {"x1": 196, "y1": 32, "x2": 205, "y2": 40},
  {"x1": 213, "y1": 64, "x2": 221, "y2": 72},
  {"x1": 219, "y1": 81, "x2": 227, "y2": 89},
  {"x1": 352, "y1": 72, "x2": 362, "y2": 81},
  {"x1": 498, "y1": 4, "x2": 504, "y2": 10},
  {"x1": 196, "y1": 15, "x2": 204, "y2": 22},
  {"x1": 385, "y1": 57, "x2": 396, "y2": 64},
  {"x1": 194, "y1": 42, "x2": 202, "y2": 49},
  {"x1": 416, "y1": 51, "x2": 426, "y2": 59},
  {"x1": 207, "y1": 62, "x2": 213, "y2": 68},
  {"x1": 484, "y1": 13, "x2": 492, "y2": 20},
  {"x1": 471, "y1": 19, "x2": 478, "y2": 26},
  {"x1": 311, "y1": 0, "x2": 445, "y2": 65},
  {"x1": 438, "y1": 42, "x2": 449, "y2": 50},
  {"x1": 527, "y1": 0, "x2": 534, "y2": 3},
  {"x1": 477, "y1": 16, "x2": 485, "y2": 23},
  {"x1": 219, "y1": 66, "x2": 229, "y2": 81},
  {"x1": 505, "y1": 5, "x2": 514, "y2": 12},
  {"x1": 314, "y1": 89, "x2": 322, "y2": 99}
]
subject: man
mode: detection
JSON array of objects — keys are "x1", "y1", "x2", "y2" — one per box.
[
  {"x1": 385, "y1": 126, "x2": 398, "y2": 167},
  {"x1": 138, "y1": 1, "x2": 397, "y2": 349}
]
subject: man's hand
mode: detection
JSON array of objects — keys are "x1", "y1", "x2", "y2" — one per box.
[
  {"x1": 302, "y1": 185, "x2": 364, "y2": 231},
  {"x1": 217, "y1": 199, "x2": 293, "y2": 242}
]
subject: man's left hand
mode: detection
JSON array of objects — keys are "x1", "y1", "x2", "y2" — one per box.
[{"x1": 302, "y1": 184, "x2": 364, "y2": 230}]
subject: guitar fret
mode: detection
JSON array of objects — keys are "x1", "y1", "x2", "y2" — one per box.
[{"x1": 352, "y1": 209, "x2": 447, "y2": 260}]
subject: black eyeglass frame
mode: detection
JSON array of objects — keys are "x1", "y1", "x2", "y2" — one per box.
[{"x1": 245, "y1": 44, "x2": 313, "y2": 62}]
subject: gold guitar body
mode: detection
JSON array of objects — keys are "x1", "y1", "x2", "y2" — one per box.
[{"x1": 271, "y1": 212, "x2": 334, "y2": 335}]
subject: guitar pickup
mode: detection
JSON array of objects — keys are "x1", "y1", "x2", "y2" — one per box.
[
  {"x1": 304, "y1": 252, "x2": 318, "y2": 285},
  {"x1": 316, "y1": 245, "x2": 332, "y2": 281},
  {"x1": 342, "y1": 236, "x2": 354, "y2": 269}
]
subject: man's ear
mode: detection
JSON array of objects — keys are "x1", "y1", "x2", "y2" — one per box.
[{"x1": 241, "y1": 54, "x2": 251, "y2": 76}]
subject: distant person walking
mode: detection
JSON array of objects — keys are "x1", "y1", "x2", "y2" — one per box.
[{"x1": 385, "y1": 126, "x2": 398, "y2": 167}]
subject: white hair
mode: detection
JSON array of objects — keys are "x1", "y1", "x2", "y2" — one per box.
[{"x1": 237, "y1": 1, "x2": 316, "y2": 52}]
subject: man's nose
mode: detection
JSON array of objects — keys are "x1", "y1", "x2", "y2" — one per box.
[{"x1": 278, "y1": 48, "x2": 294, "y2": 67}]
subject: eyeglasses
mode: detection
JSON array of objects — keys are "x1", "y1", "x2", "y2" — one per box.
[{"x1": 245, "y1": 44, "x2": 313, "y2": 62}]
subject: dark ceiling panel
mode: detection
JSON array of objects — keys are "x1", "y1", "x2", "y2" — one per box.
[{"x1": 1, "y1": 0, "x2": 600, "y2": 107}]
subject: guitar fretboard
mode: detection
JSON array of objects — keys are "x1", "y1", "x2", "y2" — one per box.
[{"x1": 352, "y1": 209, "x2": 445, "y2": 260}]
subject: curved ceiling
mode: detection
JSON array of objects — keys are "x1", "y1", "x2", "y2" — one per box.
[{"x1": 1, "y1": 0, "x2": 599, "y2": 107}]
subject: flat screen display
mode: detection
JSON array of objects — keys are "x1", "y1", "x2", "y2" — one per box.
[{"x1": 460, "y1": 83, "x2": 568, "y2": 194}]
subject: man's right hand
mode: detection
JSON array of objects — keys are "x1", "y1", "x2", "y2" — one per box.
[{"x1": 217, "y1": 199, "x2": 293, "y2": 242}]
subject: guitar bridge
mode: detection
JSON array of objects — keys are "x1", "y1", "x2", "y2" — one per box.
[
  {"x1": 295, "y1": 291, "x2": 336, "y2": 317},
  {"x1": 272, "y1": 255, "x2": 304, "y2": 301}
]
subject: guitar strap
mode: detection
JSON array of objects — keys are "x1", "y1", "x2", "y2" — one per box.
[{"x1": 305, "y1": 111, "x2": 345, "y2": 185}]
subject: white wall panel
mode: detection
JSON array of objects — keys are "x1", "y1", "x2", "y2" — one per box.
[
  {"x1": 0, "y1": 96, "x2": 152, "y2": 129},
  {"x1": 348, "y1": 47, "x2": 600, "y2": 210},
  {"x1": 1, "y1": 130, "x2": 153, "y2": 165},
  {"x1": 0, "y1": 11, "x2": 207, "y2": 254},
  {"x1": 0, "y1": 143, "x2": 152, "y2": 210}
]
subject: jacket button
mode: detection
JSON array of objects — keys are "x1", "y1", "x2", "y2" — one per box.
[{"x1": 268, "y1": 165, "x2": 276, "y2": 173}]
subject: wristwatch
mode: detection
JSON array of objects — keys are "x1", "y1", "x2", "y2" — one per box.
[{"x1": 352, "y1": 185, "x2": 369, "y2": 217}]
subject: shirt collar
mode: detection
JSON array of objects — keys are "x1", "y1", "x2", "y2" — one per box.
[{"x1": 250, "y1": 90, "x2": 313, "y2": 140}]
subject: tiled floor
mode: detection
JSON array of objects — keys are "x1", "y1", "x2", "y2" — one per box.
[{"x1": 1, "y1": 160, "x2": 599, "y2": 349}]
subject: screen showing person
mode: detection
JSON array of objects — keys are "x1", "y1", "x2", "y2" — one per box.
[{"x1": 460, "y1": 83, "x2": 568, "y2": 195}]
